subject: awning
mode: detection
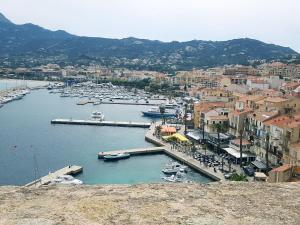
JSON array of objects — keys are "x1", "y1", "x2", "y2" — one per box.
[
  {"x1": 186, "y1": 132, "x2": 200, "y2": 141},
  {"x1": 162, "y1": 133, "x2": 189, "y2": 142},
  {"x1": 223, "y1": 147, "x2": 255, "y2": 159},
  {"x1": 172, "y1": 133, "x2": 189, "y2": 142},
  {"x1": 251, "y1": 160, "x2": 267, "y2": 170}
]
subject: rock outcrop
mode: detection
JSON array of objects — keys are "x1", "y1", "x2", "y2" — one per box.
[{"x1": 0, "y1": 182, "x2": 299, "y2": 225}]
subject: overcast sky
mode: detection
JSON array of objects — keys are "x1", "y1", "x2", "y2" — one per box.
[{"x1": 0, "y1": 0, "x2": 299, "y2": 52}]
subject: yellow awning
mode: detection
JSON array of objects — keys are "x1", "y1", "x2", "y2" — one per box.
[
  {"x1": 162, "y1": 133, "x2": 189, "y2": 142},
  {"x1": 172, "y1": 133, "x2": 189, "y2": 142}
]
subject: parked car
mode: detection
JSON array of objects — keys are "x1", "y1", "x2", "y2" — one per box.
[{"x1": 243, "y1": 166, "x2": 255, "y2": 176}]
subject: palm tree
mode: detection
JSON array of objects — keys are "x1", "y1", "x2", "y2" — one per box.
[
  {"x1": 212, "y1": 122, "x2": 228, "y2": 155},
  {"x1": 159, "y1": 105, "x2": 166, "y2": 125},
  {"x1": 155, "y1": 125, "x2": 162, "y2": 136}
]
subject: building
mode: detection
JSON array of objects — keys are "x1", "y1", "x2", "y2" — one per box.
[{"x1": 193, "y1": 102, "x2": 226, "y2": 129}]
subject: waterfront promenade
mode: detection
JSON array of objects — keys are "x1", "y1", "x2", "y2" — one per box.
[
  {"x1": 145, "y1": 123, "x2": 225, "y2": 181},
  {"x1": 101, "y1": 123, "x2": 225, "y2": 181}
]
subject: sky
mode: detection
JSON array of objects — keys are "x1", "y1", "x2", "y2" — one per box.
[{"x1": 0, "y1": 0, "x2": 299, "y2": 52}]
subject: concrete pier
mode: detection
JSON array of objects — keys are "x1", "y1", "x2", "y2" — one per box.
[
  {"x1": 98, "y1": 147, "x2": 165, "y2": 158},
  {"x1": 25, "y1": 165, "x2": 83, "y2": 187},
  {"x1": 51, "y1": 119, "x2": 151, "y2": 128},
  {"x1": 76, "y1": 100, "x2": 90, "y2": 105},
  {"x1": 100, "y1": 101, "x2": 158, "y2": 106}
]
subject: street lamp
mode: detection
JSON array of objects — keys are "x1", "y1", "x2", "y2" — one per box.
[{"x1": 184, "y1": 103, "x2": 188, "y2": 135}]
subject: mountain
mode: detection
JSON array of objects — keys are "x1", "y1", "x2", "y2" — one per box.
[{"x1": 0, "y1": 12, "x2": 299, "y2": 71}]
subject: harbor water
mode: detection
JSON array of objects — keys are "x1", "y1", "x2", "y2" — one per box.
[{"x1": 0, "y1": 85, "x2": 213, "y2": 185}]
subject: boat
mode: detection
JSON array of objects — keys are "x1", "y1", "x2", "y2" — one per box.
[
  {"x1": 103, "y1": 153, "x2": 131, "y2": 161},
  {"x1": 93, "y1": 100, "x2": 101, "y2": 105},
  {"x1": 161, "y1": 174, "x2": 183, "y2": 183},
  {"x1": 162, "y1": 162, "x2": 188, "y2": 174},
  {"x1": 91, "y1": 111, "x2": 105, "y2": 121},
  {"x1": 51, "y1": 175, "x2": 83, "y2": 185},
  {"x1": 162, "y1": 168, "x2": 179, "y2": 175},
  {"x1": 163, "y1": 102, "x2": 179, "y2": 109},
  {"x1": 141, "y1": 107, "x2": 176, "y2": 118}
]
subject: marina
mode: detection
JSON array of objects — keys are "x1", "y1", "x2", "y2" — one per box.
[
  {"x1": 25, "y1": 165, "x2": 83, "y2": 187},
  {"x1": 0, "y1": 87, "x2": 212, "y2": 185}
]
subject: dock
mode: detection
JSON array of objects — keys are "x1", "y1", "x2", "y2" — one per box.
[
  {"x1": 98, "y1": 147, "x2": 165, "y2": 158},
  {"x1": 51, "y1": 119, "x2": 151, "y2": 128},
  {"x1": 76, "y1": 100, "x2": 91, "y2": 105},
  {"x1": 25, "y1": 165, "x2": 83, "y2": 187},
  {"x1": 76, "y1": 100, "x2": 158, "y2": 106},
  {"x1": 100, "y1": 101, "x2": 158, "y2": 106}
]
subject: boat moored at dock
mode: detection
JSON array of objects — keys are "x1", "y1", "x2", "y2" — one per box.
[
  {"x1": 103, "y1": 153, "x2": 131, "y2": 161},
  {"x1": 142, "y1": 107, "x2": 177, "y2": 118}
]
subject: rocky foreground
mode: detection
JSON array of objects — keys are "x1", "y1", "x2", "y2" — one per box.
[{"x1": 0, "y1": 182, "x2": 299, "y2": 225}]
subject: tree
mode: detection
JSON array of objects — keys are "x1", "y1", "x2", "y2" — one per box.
[
  {"x1": 229, "y1": 173, "x2": 248, "y2": 182},
  {"x1": 212, "y1": 122, "x2": 229, "y2": 155},
  {"x1": 155, "y1": 125, "x2": 162, "y2": 136},
  {"x1": 159, "y1": 105, "x2": 166, "y2": 125}
]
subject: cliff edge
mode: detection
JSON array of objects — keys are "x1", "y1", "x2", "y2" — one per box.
[{"x1": 0, "y1": 182, "x2": 299, "y2": 225}]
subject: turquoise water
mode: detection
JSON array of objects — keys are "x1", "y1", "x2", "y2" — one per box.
[{"x1": 0, "y1": 88, "x2": 213, "y2": 185}]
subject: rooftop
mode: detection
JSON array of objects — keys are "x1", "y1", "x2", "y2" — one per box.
[
  {"x1": 265, "y1": 97, "x2": 289, "y2": 103},
  {"x1": 271, "y1": 164, "x2": 292, "y2": 172},
  {"x1": 264, "y1": 114, "x2": 300, "y2": 128}
]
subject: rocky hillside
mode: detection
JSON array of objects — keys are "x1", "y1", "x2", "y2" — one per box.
[
  {"x1": 0, "y1": 12, "x2": 299, "y2": 71},
  {"x1": 0, "y1": 182, "x2": 299, "y2": 225}
]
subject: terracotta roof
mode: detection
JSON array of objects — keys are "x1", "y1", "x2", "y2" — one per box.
[
  {"x1": 161, "y1": 126, "x2": 176, "y2": 134},
  {"x1": 238, "y1": 95, "x2": 265, "y2": 102},
  {"x1": 232, "y1": 108, "x2": 253, "y2": 116},
  {"x1": 271, "y1": 164, "x2": 292, "y2": 172},
  {"x1": 265, "y1": 97, "x2": 289, "y2": 103},
  {"x1": 248, "y1": 111, "x2": 278, "y2": 122},
  {"x1": 194, "y1": 102, "x2": 226, "y2": 113},
  {"x1": 281, "y1": 82, "x2": 300, "y2": 89},
  {"x1": 263, "y1": 114, "x2": 300, "y2": 128}
]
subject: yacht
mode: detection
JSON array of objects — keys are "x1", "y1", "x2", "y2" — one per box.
[
  {"x1": 142, "y1": 107, "x2": 176, "y2": 118},
  {"x1": 103, "y1": 153, "x2": 131, "y2": 161},
  {"x1": 162, "y1": 162, "x2": 188, "y2": 175},
  {"x1": 51, "y1": 175, "x2": 83, "y2": 185}
]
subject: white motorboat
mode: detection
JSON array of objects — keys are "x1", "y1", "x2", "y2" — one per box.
[
  {"x1": 51, "y1": 175, "x2": 83, "y2": 185},
  {"x1": 91, "y1": 111, "x2": 105, "y2": 121}
]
